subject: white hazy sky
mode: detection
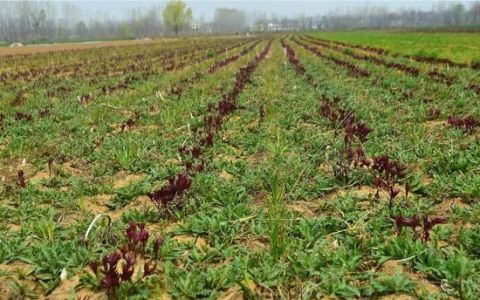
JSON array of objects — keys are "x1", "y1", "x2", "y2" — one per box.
[{"x1": 62, "y1": 1, "x2": 476, "y2": 20}]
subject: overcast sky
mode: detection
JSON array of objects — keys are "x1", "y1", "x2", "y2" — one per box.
[{"x1": 67, "y1": 1, "x2": 476, "y2": 21}]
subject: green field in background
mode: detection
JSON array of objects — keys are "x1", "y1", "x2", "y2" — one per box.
[{"x1": 313, "y1": 31, "x2": 480, "y2": 64}]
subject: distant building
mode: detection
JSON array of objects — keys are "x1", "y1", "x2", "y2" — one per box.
[
  {"x1": 267, "y1": 23, "x2": 282, "y2": 31},
  {"x1": 191, "y1": 22, "x2": 201, "y2": 31}
]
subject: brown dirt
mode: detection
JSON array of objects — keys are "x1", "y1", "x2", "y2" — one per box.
[
  {"x1": 422, "y1": 175, "x2": 434, "y2": 185},
  {"x1": 251, "y1": 191, "x2": 268, "y2": 208},
  {"x1": 215, "y1": 154, "x2": 240, "y2": 164},
  {"x1": 7, "y1": 223, "x2": 21, "y2": 232},
  {"x1": 380, "y1": 260, "x2": 404, "y2": 275},
  {"x1": 60, "y1": 161, "x2": 89, "y2": 177},
  {"x1": 47, "y1": 275, "x2": 82, "y2": 299},
  {"x1": 161, "y1": 221, "x2": 181, "y2": 235},
  {"x1": 236, "y1": 236, "x2": 268, "y2": 252},
  {"x1": 0, "y1": 158, "x2": 35, "y2": 185},
  {"x1": 113, "y1": 173, "x2": 144, "y2": 189},
  {"x1": 0, "y1": 261, "x2": 41, "y2": 299},
  {"x1": 219, "y1": 170, "x2": 234, "y2": 181},
  {"x1": 172, "y1": 234, "x2": 209, "y2": 250},
  {"x1": 317, "y1": 162, "x2": 333, "y2": 175},
  {"x1": 217, "y1": 279, "x2": 256, "y2": 300},
  {"x1": 245, "y1": 119, "x2": 258, "y2": 130},
  {"x1": 109, "y1": 195, "x2": 155, "y2": 221},
  {"x1": 288, "y1": 200, "x2": 318, "y2": 218},
  {"x1": 424, "y1": 120, "x2": 445, "y2": 130},
  {"x1": 337, "y1": 185, "x2": 377, "y2": 199},
  {"x1": 380, "y1": 260, "x2": 442, "y2": 296},
  {"x1": 29, "y1": 171, "x2": 50, "y2": 183},
  {"x1": 81, "y1": 194, "x2": 112, "y2": 215},
  {"x1": 436, "y1": 197, "x2": 468, "y2": 214},
  {"x1": 246, "y1": 152, "x2": 267, "y2": 166},
  {"x1": 156, "y1": 294, "x2": 173, "y2": 300},
  {"x1": 380, "y1": 295, "x2": 416, "y2": 300},
  {"x1": 109, "y1": 121, "x2": 160, "y2": 135},
  {"x1": 82, "y1": 194, "x2": 155, "y2": 221},
  {"x1": 0, "y1": 39, "x2": 169, "y2": 57}
]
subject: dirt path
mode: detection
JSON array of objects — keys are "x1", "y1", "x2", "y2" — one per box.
[{"x1": 0, "y1": 39, "x2": 171, "y2": 57}]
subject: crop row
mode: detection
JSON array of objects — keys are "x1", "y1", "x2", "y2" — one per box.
[
  {"x1": 294, "y1": 35, "x2": 480, "y2": 135},
  {"x1": 305, "y1": 35, "x2": 480, "y2": 96},
  {"x1": 87, "y1": 38, "x2": 271, "y2": 299},
  {"x1": 282, "y1": 38, "x2": 448, "y2": 241},
  {"x1": 90, "y1": 39, "x2": 257, "y2": 100},
  {"x1": 1, "y1": 38, "x2": 241, "y2": 74},
  {"x1": 311, "y1": 35, "x2": 479, "y2": 70},
  {"x1": 1, "y1": 38, "x2": 253, "y2": 86},
  {"x1": 301, "y1": 35, "x2": 480, "y2": 96},
  {"x1": 9, "y1": 39, "x2": 257, "y2": 107},
  {"x1": 170, "y1": 40, "x2": 263, "y2": 97},
  {"x1": 291, "y1": 37, "x2": 371, "y2": 78},
  {"x1": 301, "y1": 35, "x2": 421, "y2": 77},
  {"x1": 147, "y1": 41, "x2": 272, "y2": 215},
  {"x1": 304, "y1": 35, "x2": 458, "y2": 86}
]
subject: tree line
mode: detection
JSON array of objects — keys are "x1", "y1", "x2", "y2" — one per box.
[
  {"x1": 319, "y1": 2, "x2": 480, "y2": 30},
  {"x1": 1, "y1": 1, "x2": 480, "y2": 44},
  {"x1": 0, "y1": 1, "x2": 192, "y2": 43},
  {"x1": 254, "y1": 2, "x2": 480, "y2": 31}
]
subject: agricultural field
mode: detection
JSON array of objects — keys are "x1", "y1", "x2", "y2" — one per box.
[
  {"x1": 0, "y1": 32, "x2": 479, "y2": 300},
  {"x1": 313, "y1": 31, "x2": 480, "y2": 65}
]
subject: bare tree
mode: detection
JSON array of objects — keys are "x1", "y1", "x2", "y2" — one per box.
[
  {"x1": 32, "y1": 9, "x2": 46, "y2": 42},
  {"x1": 470, "y1": 1, "x2": 480, "y2": 24}
]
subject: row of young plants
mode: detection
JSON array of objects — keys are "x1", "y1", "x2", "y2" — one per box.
[
  {"x1": 147, "y1": 41, "x2": 272, "y2": 215},
  {"x1": 74, "y1": 39, "x2": 257, "y2": 105},
  {"x1": 291, "y1": 37, "x2": 371, "y2": 78},
  {"x1": 0, "y1": 39, "x2": 188, "y2": 83},
  {"x1": 0, "y1": 37, "x2": 252, "y2": 85},
  {"x1": 0, "y1": 38, "x2": 269, "y2": 298},
  {"x1": 284, "y1": 38, "x2": 447, "y2": 242},
  {"x1": 3, "y1": 38, "x2": 257, "y2": 129},
  {"x1": 287, "y1": 38, "x2": 478, "y2": 299},
  {"x1": 78, "y1": 41, "x2": 273, "y2": 299},
  {"x1": 142, "y1": 39, "x2": 337, "y2": 298},
  {"x1": 310, "y1": 35, "x2": 480, "y2": 70},
  {"x1": 297, "y1": 36, "x2": 480, "y2": 133},
  {"x1": 301, "y1": 35, "x2": 421, "y2": 77},
  {"x1": 303, "y1": 35, "x2": 480, "y2": 95},
  {"x1": 287, "y1": 36, "x2": 480, "y2": 298},
  {"x1": 168, "y1": 39, "x2": 261, "y2": 98},
  {"x1": 5, "y1": 38, "x2": 255, "y2": 108},
  {"x1": 1, "y1": 38, "x2": 266, "y2": 196}
]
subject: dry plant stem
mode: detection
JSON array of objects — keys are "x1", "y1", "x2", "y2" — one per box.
[{"x1": 83, "y1": 214, "x2": 112, "y2": 244}]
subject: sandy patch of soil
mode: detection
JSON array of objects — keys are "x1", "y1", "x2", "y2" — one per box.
[
  {"x1": 172, "y1": 234, "x2": 209, "y2": 250},
  {"x1": 217, "y1": 279, "x2": 256, "y2": 300},
  {"x1": 436, "y1": 197, "x2": 469, "y2": 214},
  {"x1": 219, "y1": 170, "x2": 234, "y2": 181},
  {"x1": 113, "y1": 173, "x2": 144, "y2": 189},
  {"x1": 380, "y1": 260, "x2": 442, "y2": 296},
  {"x1": 81, "y1": 194, "x2": 112, "y2": 215},
  {"x1": 0, "y1": 261, "x2": 42, "y2": 299},
  {"x1": 109, "y1": 196, "x2": 155, "y2": 221},
  {"x1": 288, "y1": 200, "x2": 319, "y2": 218}
]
